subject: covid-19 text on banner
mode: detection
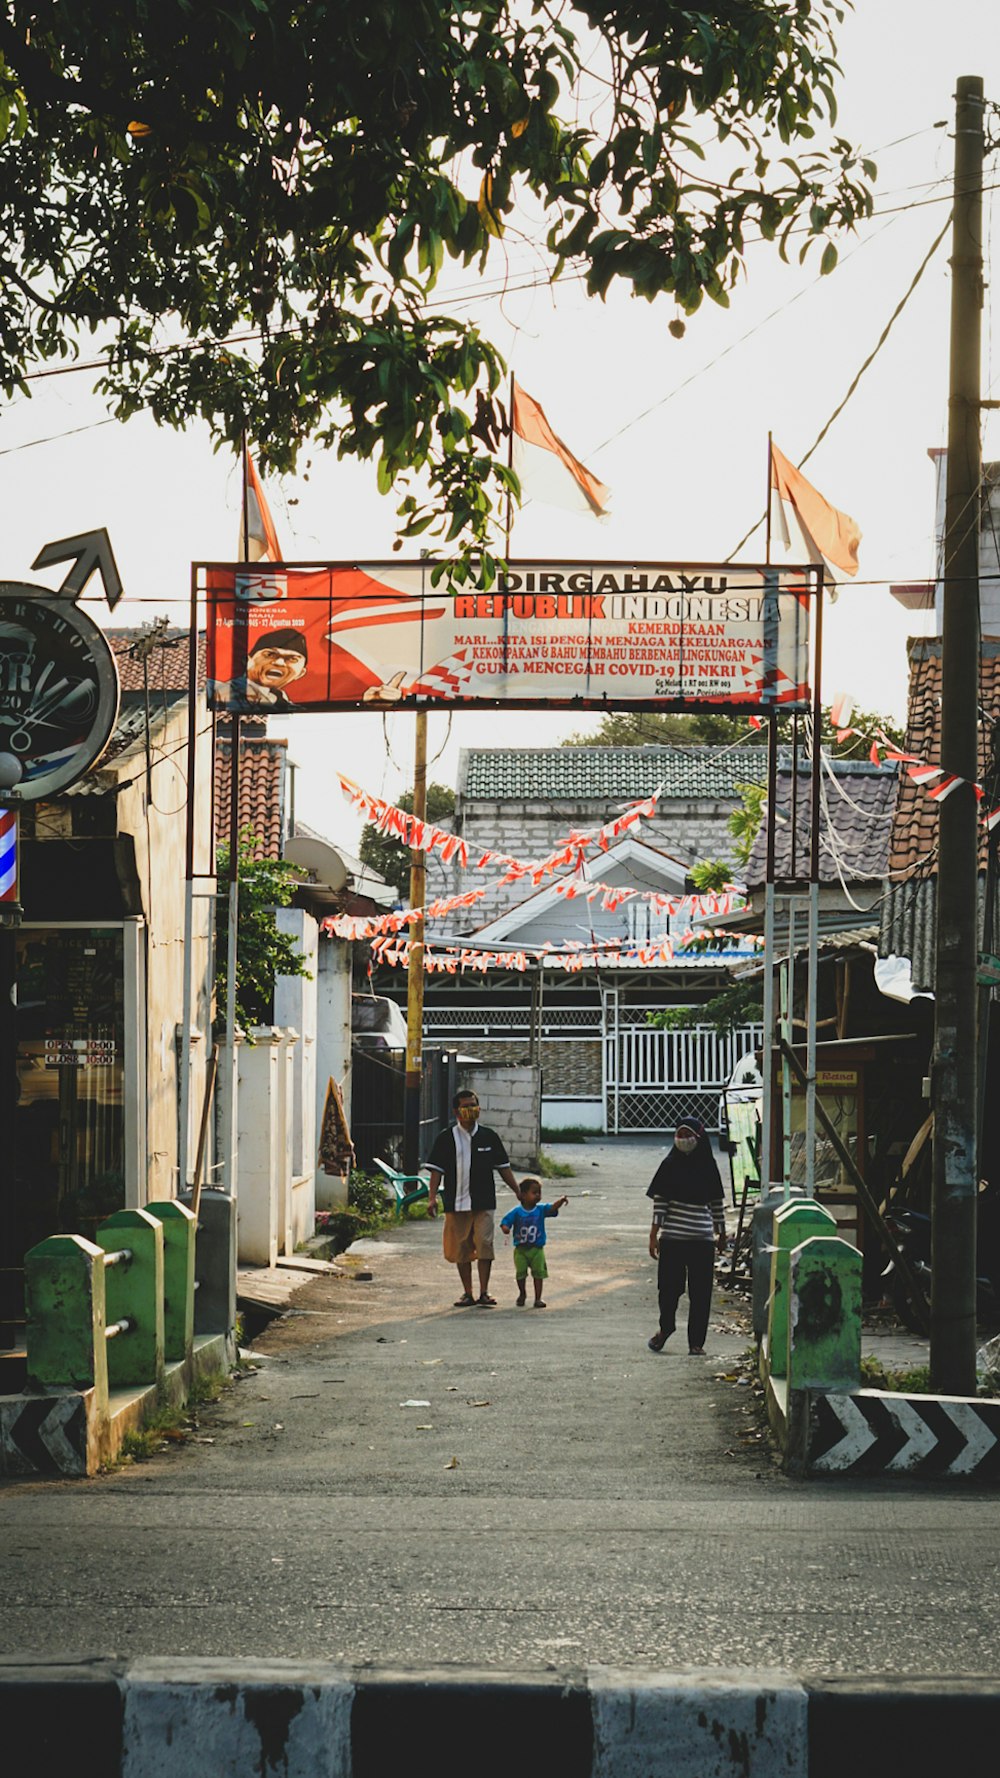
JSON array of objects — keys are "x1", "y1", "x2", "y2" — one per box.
[{"x1": 201, "y1": 560, "x2": 815, "y2": 715}]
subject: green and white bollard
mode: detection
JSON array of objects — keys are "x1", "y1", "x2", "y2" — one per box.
[
  {"x1": 24, "y1": 1234, "x2": 110, "y2": 1406},
  {"x1": 788, "y1": 1234, "x2": 862, "y2": 1392},
  {"x1": 146, "y1": 1200, "x2": 197, "y2": 1364},
  {"x1": 95, "y1": 1209, "x2": 165, "y2": 1389},
  {"x1": 767, "y1": 1199, "x2": 837, "y2": 1379}
]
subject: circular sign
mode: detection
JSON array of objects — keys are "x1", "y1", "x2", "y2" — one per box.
[{"x1": 0, "y1": 585, "x2": 120, "y2": 798}]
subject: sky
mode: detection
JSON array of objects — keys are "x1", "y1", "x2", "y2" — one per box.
[{"x1": 3, "y1": 2, "x2": 1000, "y2": 853}]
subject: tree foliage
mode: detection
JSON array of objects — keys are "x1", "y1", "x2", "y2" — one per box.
[
  {"x1": 0, "y1": 2, "x2": 873, "y2": 559},
  {"x1": 216, "y1": 836, "x2": 310, "y2": 1031},
  {"x1": 563, "y1": 709, "x2": 747, "y2": 747},
  {"x1": 565, "y1": 703, "x2": 905, "y2": 756},
  {"x1": 648, "y1": 978, "x2": 763, "y2": 1035},
  {"x1": 359, "y1": 781, "x2": 456, "y2": 901}
]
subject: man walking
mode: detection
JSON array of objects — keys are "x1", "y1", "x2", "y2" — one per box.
[{"x1": 426, "y1": 1090, "x2": 520, "y2": 1307}]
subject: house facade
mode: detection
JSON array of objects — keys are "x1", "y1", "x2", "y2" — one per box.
[
  {"x1": 0, "y1": 626, "x2": 214, "y2": 1383},
  {"x1": 382, "y1": 743, "x2": 770, "y2": 1136}
]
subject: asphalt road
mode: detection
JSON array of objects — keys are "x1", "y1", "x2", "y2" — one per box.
[{"x1": 1, "y1": 1139, "x2": 998, "y2": 1674}]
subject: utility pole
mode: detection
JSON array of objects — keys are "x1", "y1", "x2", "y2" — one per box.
[
  {"x1": 403, "y1": 709, "x2": 427, "y2": 1174},
  {"x1": 932, "y1": 74, "x2": 984, "y2": 1395}
]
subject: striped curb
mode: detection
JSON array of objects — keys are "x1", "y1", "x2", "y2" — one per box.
[
  {"x1": 3, "y1": 1662, "x2": 1000, "y2": 1778},
  {"x1": 0, "y1": 1392, "x2": 91, "y2": 1476},
  {"x1": 807, "y1": 1389, "x2": 1000, "y2": 1477}
]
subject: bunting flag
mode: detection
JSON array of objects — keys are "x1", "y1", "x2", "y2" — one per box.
[
  {"x1": 239, "y1": 447, "x2": 283, "y2": 563},
  {"x1": 770, "y1": 441, "x2": 861, "y2": 585},
  {"x1": 334, "y1": 773, "x2": 659, "y2": 879},
  {"x1": 320, "y1": 883, "x2": 745, "y2": 943},
  {"x1": 830, "y1": 700, "x2": 996, "y2": 822},
  {"x1": 366, "y1": 931, "x2": 764, "y2": 974},
  {"x1": 511, "y1": 380, "x2": 610, "y2": 520}
]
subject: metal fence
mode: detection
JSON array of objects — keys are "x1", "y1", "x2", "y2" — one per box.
[{"x1": 421, "y1": 1001, "x2": 762, "y2": 1134}]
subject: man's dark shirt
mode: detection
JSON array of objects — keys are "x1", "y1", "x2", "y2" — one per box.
[{"x1": 427, "y1": 1123, "x2": 510, "y2": 1213}]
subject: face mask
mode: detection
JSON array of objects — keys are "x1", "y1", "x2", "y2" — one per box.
[{"x1": 675, "y1": 1136, "x2": 697, "y2": 1154}]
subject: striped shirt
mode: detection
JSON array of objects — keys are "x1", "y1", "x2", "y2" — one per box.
[
  {"x1": 651, "y1": 1197, "x2": 724, "y2": 1243},
  {"x1": 647, "y1": 1141, "x2": 726, "y2": 1245}
]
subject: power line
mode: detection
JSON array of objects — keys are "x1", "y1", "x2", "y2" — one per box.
[{"x1": 725, "y1": 208, "x2": 953, "y2": 561}]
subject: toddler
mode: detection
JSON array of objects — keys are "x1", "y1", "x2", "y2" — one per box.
[{"x1": 500, "y1": 1178, "x2": 568, "y2": 1308}]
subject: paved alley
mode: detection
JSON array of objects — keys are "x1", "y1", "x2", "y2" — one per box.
[{"x1": 1, "y1": 1139, "x2": 997, "y2": 1673}]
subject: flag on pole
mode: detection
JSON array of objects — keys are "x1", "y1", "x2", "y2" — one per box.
[
  {"x1": 770, "y1": 441, "x2": 860, "y2": 584},
  {"x1": 511, "y1": 380, "x2": 610, "y2": 519},
  {"x1": 239, "y1": 448, "x2": 283, "y2": 562}
]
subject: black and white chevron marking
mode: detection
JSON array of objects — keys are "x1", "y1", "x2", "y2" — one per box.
[
  {"x1": 0, "y1": 1394, "x2": 88, "y2": 1476},
  {"x1": 809, "y1": 1388, "x2": 1000, "y2": 1477}
]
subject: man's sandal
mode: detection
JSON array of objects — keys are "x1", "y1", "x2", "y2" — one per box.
[
  {"x1": 453, "y1": 1293, "x2": 476, "y2": 1307},
  {"x1": 477, "y1": 1293, "x2": 497, "y2": 1306}
]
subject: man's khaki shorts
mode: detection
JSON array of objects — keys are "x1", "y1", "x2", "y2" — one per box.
[{"x1": 442, "y1": 1209, "x2": 495, "y2": 1265}]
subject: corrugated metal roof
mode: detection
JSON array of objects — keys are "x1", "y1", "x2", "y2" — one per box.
[{"x1": 459, "y1": 744, "x2": 769, "y2": 802}]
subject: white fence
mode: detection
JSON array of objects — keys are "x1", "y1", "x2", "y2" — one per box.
[{"x1": 421, "y1": 1000, "x2": 761, "y2": 1134}]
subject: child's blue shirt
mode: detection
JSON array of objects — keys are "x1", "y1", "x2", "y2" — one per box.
[{"x1": 499, "y1": 1203, "x2": 560, "y2": 1248}]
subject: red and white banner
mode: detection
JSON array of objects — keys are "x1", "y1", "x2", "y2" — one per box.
[
  {"x1": 203, "y1": 560, "x2": 813, "y2": 714},
  {"x1": 321, "y1": 885, "x2": 746, "y2": 942}
]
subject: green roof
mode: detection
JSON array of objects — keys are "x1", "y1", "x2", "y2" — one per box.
[{"x1": 459, "y1": 745, "x2": 769, "y2": 802}]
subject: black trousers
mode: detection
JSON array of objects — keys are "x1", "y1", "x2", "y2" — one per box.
[{"x1": 657, "y1": 1238, "x2": 716, "y2": 1350}]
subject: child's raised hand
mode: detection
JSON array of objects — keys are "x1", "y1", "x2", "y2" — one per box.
[{"x1": 553, "y1": 1195, "x2": 569, "y2": 1210}]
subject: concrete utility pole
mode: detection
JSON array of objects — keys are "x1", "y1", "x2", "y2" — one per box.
[
  {"x1": 932, "y1": 75, "x2": 984, "y2": 1395},
  {"x1": 403, "y1": 709, "x2": 427, "y2": 1174}
]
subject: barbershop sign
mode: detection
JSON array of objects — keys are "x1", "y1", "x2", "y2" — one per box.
[{"x1": 203, "y1": 559, "x2": 815, "y2": 715}]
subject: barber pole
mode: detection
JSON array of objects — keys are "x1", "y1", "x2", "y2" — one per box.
[{"x1": 0, "y1": 806, "x2": 18, "y2": 908}]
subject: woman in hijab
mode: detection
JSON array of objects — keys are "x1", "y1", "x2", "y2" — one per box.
[{"x1": 646, "y1": 1118, "x2": 727, "y2": 1355}]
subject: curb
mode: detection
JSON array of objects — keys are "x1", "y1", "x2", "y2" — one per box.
[{"x1": 3, "y1": 1661, "x2": 1000, "y2": 1778}]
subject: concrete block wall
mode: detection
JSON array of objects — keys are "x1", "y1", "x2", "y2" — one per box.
[{"x1": 456, "y1": 1063, "x2": 541, "y2": 1168}]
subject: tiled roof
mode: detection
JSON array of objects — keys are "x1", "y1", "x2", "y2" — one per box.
[
  {"x1": 888, "y1": 637, "x2": 1000, "y2": 878},
  {"x1": 746, "y1": 759, "x2": 898, "y2": 887},
  {"x1": 215, "y1": 730, "x2": 287, "y2": 860},
  {"x1": 108, "y1": 628, "x2": 206, "y2": 695},
  {"x1": 459, "y1": 745, "x2": 769, "y2": 802}
]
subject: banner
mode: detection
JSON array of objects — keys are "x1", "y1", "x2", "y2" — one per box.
[{"x1": 202, "y1": 560, "x2": 813, "y2": 714}]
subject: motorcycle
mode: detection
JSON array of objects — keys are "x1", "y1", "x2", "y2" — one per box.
[{"x1": 882, "y1": 1200, "x2": 1000, "y2": 1333}]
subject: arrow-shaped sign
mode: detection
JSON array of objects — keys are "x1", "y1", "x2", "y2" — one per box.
[
  {"x1": 943, "y1": 1400, "x2": 997, "y2": 1475},
  {"x1": 884, "y1": 1396, "x2": 939, "y2": 1472},
  {"x1": 31, "y1": 529, "x2": 123, "y2": 611},
  {"x1": 811, "y1": 1394, "x2": 874, "y2": 1472}
]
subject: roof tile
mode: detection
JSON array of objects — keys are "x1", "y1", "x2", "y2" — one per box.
[
  {"x1": 746, "y1": 760, "x2": 898, "y2": 886},
  {"x1": 460, "y1": 744, "x2": 769, "y2": 802},
  {"x1": 215, "y1": 730, "x2": 287, "y2": 861},
  {"x1": 888, "y1": 637, "x2": 1000, "y2": 877}
]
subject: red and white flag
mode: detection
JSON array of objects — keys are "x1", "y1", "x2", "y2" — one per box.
[
  {"x1": 770, "y1": 442, "x2": 860, "y2": 587},
  {"x1": 239, "y1": 448, "x2": 283, "y2": 562},
  {"x1": 511, "y1": 380, "x2": 610, "y2": 519}
]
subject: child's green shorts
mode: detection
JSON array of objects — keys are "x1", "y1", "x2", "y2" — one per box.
[{"x1": 514, "y1": 1245, "x2": 548, "y2": 1281}]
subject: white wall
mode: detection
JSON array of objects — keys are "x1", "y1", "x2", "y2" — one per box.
[{"x1": 114, "y1": 693, "x2": 214, "y2": 1202}]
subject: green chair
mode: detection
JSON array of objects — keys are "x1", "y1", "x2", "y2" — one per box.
[{"x1": 373, "y1": 1157, "x2": 432, "y2": 1217}]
